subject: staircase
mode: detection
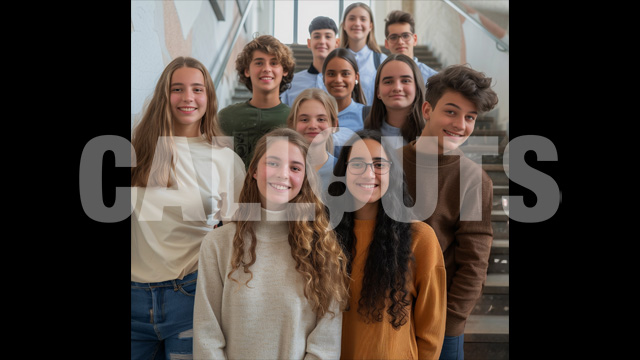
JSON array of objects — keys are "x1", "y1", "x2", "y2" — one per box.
[
  {"x1": 288, "y1": 43, "x2": 443, "y2": 73},
  {"x1": 463, "y1": 118, "x2": 510, "y2": 360}
]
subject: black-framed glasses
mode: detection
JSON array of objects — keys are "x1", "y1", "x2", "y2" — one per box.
[
  {"x1": 346, "y1": 160, "x2": 392, "y2": 175},
  {"x1": 386, "y1": 32, "x2": 413, "y2": 43}
]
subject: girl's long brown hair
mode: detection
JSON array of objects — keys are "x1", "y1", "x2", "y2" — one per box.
[
  {"x1": 339, "y1": 2, "x2": 382, "y2": 53},
  {"x1": 131, "y1": 56, "x2": 228, "y2": 187},
  {"x1": 364, "y1": 54, "x2": 426, "y2": 143},
  {"x1": 228, "y1": 128, "x2": 350, "y2": 317}
]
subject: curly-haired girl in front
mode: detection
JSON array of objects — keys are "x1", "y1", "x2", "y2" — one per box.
[{"x1": 193, "y1": 127, "x2": 349, "y2": 359}]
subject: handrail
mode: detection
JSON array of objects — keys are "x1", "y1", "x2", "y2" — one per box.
[
  {"x1": 212, "y1": 0, "x2": 254, "y2": 88},
  {"x1": 441, "y1": 0, "x2": 508, "y2": 53}
]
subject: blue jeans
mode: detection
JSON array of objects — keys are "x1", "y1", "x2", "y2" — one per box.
[
  {"x1": 131, "y1": 271, "x2": 197, "y2": 360},
  {"x1": 439, "y1": 334, "x2": 464, "y2": 360}
]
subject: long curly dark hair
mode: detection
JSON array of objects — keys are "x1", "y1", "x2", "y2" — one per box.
[{"x1": 327, "y1": 129, "x2": 415, "y2": 329}]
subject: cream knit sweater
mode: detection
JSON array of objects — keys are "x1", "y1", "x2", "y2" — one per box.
[{"x1": 194, "y1": 208, "x2": 342, "y2": 360}]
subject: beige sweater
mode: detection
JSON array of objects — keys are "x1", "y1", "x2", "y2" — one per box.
[
  {"x1": 131, "y1": 136, "x2": 246, "y2": 283},
  {"x1": 194, "y1": 208, "x2": 342, "y2": 359}
]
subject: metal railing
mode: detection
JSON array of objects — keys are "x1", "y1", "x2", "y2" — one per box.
[
  {"x1": 211, "y1": 0, "x2": 254, "y2": 88},
  {"x1": 442, "y1": 0, "x2": 508, "y2": 53}
]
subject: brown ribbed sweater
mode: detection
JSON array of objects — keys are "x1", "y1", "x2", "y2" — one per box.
[{"x1": 400, "y1": 143, "x2": 494, "y2": 336}]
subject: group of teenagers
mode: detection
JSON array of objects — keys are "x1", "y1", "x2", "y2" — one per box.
[{"x1": 131, "y1": 3, "x2": 499, "y2": 360}]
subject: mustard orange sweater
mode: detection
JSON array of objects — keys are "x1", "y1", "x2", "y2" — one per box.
[{"x1": 340, "y1": 219, "x2": 446, "y2": 360}]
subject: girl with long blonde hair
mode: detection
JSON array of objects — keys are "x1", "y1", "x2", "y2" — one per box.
[
  {"x1": 194, "y1": 128, "x2": 350, "y2": 359},
  {"x1": 131, "y1": 56, "x2": 245, "y2": 359}
]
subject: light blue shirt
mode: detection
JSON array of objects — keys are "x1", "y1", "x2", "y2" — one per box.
[
  {"x1": 414, "y1": 57, "x2": 438, "y2": 86},
  {"x1": 380, "y1": 118, "x2": 407, "y2": 149},
  {"x1": 316, "y1": 152, "x2": 337, "y2": 198},
  {"x1": 280, "y1": 66, "x2": 326, "y2": 107},
  {"x1": 347, "y1": 45, "x2": 387, "y2": 106},
  {"x1": 332, "y1": 100, "x2": 365, "y2": 156}
]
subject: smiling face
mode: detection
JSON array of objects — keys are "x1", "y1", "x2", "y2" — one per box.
[
  {"x1": 244, "y1": 50, "x2": 288, "y2": 95},
  {"x1": 384, "y1": 22, "x2": 417, "y2": 58},
  {"x1": 308, "y1": 29, "x2": 338, "y2": 61},
  {"x1": 421, "y1": 90, "x2": 478, "y2": 153},
  {"x1": 324, "y1": 57, "x2": 359, "y2": 101},
  {"x1": 344, "y1": 6, "x2": 372, "y2": 42},
  {"x1": 169, "y1": 66, "x2": 207, "y2": 137},
  {"x1": 346, "y1": 139, "x2": 390, "y2": 217},
  {"x1": 253, "y1": 139, "x2": 306, "y2": 211},
  {"x1": 294, "y1": 99, "x2": 333, "y2": 145},
  {"x1": 377, "y1": 60, "x2": 416, "y2": 112}
]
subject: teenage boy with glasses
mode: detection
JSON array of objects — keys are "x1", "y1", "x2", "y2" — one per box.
[{"x1": 384, "y1": 10, "x2": 438, "y2": 86}]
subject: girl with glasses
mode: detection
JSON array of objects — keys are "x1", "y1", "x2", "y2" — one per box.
[{"x1": 326, "y1": 129, "x2": 446, "y2": 359}]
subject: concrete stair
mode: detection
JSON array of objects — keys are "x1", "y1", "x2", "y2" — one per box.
[
  {"x1": 288, "y1": 43, "x2": 443, "y2": 73},
  {"x1": 231, "y1": 83, "x2": 252, "y2": 104},
  {"x1": 464, "y1": 116, "x2": 509, "y2": 359},
  {"x1": 380, "y1": 45, "x2": 443, "y2": 71}
]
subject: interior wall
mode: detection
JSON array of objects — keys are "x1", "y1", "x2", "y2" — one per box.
[{"x1": 130, "y1": 0, "x2": 270, "y2": 133}]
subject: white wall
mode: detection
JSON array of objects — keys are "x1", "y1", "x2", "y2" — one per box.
[{"x1": 130, "y1": 0, "x2": 271, "y2": 133}]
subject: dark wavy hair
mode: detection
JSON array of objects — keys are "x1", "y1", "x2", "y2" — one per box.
[
  {"x1": 327, "y1": 129, "x2": 415, "y2": 329},
  {"x1": 425, "y1": 63, "x2": 498, "y2": 113}
]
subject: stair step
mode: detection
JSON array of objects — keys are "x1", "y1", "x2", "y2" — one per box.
[
  {"x1": 473, "y1": 272, "x2": 509, "y2": 315},
  {"x1": 464, "y1": 315, "x2": 509, "y2": 360},
  {"x1": 492, "y1": 224, "x2": 508, "y2": 240},
  {"x1": 473, "y1": 294, "x2": 509, "y2": 316},
  {"x1": 483, "y1": 164, "x2": 508, "y2": 186},
  {"x1": 475, "y1": 116, "x2": 496, "y2": 130},
  {"x1": 492, "y1": 187, "x2": 509, "y2": 210},
  {"x1": 464, "y1": 315, "x2": 509, "y2": 342},
  {"x1": 491, "y1": 239, "x2": 509, "y2": 253},
  {"x1": 484, "y1": 273, "x2": 508, "y2": 294},
  {"x1": 488, "y1": 240, "x2": 509, "y2": 274},
  {"x1": 289, "y1": 44, "x2": 444, "y2": 73},
  {"x1": 491, "y1": 209, "x2": 508, "y2": 222},
  {"x1": 493, "y1": 184, "x2": 509, "y2": 194}
]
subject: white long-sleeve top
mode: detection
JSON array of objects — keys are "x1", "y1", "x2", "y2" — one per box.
[
  {"x1": 131, "y1": 136, "x2": 246, "y2": 283},
  {"x1": 194, "y1": 208, "x2": 343, "y2": 360}
]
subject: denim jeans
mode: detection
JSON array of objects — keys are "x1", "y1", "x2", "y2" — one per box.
[
  {"x1": 439, "y1": 334, "x2": 464, "y2": 360},
  {"x1": 131, "y1": 271, "x2": 197, "y2": 360}
]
